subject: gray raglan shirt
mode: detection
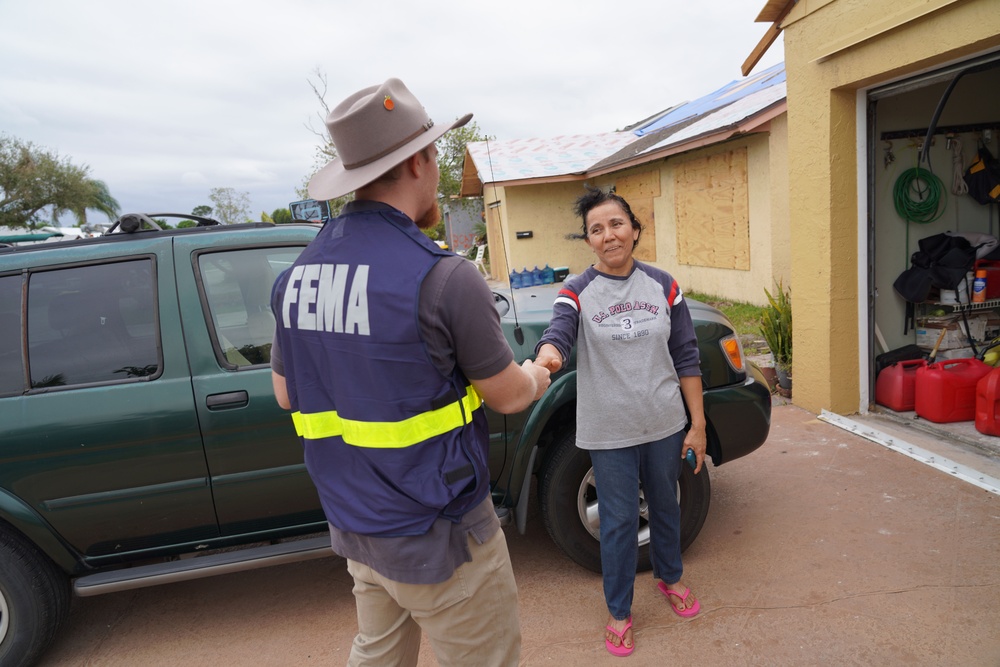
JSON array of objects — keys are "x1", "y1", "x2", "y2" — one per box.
[{"x1": 536, "y1": 261, "x2": 701, "y2": 450}]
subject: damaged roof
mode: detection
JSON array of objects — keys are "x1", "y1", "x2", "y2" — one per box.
[{"x1": 461, "y1": 62, "x2": 786, "y2": 196}]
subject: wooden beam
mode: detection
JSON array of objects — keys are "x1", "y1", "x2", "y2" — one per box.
[
  {"x1": 742, "y1": 1, "x2": 796, "y2": 76},
  {"x1": 742, "y1": 23, "x2": 783, "y2": 76}
]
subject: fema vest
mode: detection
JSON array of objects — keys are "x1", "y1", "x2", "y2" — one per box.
[{"x1": 271, "y1": 202, "x2": 489, "y2": 537}]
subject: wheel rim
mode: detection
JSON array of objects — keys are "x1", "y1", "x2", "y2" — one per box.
[
  {"x1": 0, "y1": 584, "x2": 8, "y2": 647},
  {"x1": 577, "y1": 466, "x2": 669, "y2": 546}
]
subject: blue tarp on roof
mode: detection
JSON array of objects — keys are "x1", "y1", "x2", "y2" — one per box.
[{"x1": 633, "y1": 62, "x2": 785, "y2": 137}]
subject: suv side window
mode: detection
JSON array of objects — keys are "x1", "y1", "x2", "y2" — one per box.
[
  {"x1": 198, "y1": 247, "x2": 300, "y2": 368},
  {"x1": 27, "y1": 260, "x2": 159, "y2": 388},
  {"x1": 0, "y1": 275, "x2": 23, "y2": 395}
]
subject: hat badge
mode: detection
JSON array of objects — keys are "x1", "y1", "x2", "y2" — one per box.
[{"x1": 383, "y1": 95, "x2": 394, "y2": 111}]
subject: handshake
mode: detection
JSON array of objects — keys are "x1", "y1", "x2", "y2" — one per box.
[
  {"x1": 511, "y1": 343, "x2": 563, "y2": 405},
  {"x1": 533, "y1": 342, "x2": 563, "y2": 373}
]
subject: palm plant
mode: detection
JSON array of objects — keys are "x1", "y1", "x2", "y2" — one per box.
[
  {"x1": 52, "y1": 178, "x2": 120, "y2": 225},
  {"x1": 760, "y1": 279, "x2": 792, "y2": 373}
]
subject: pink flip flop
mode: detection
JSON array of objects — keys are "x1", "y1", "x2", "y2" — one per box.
[
  {"x1": 657, "y1": 581, "x2": 701, "y2": 618},
  {"x1": 605, "y1": 616, "x2": 634, "y2": 657}
]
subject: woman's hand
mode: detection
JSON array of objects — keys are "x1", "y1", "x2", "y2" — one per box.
[
  {"x1": 534, "y1": 343, "x2": 563, "y2": 373},
  {"x1": 682, "y1": 425, "x2": 707, "y2": 474},
  {"x1": 678, "y1": 375, "x2": 707, "y2": 474}
]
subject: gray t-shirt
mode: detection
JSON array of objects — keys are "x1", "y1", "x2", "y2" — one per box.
[
  {"x1": 536, "y1": 261, "x2": 701, "y2": 450},
  {"x1": 271, "y1": 254, "x2": 513, "y2": 583}
]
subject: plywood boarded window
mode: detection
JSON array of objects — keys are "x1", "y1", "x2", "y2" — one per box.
[
  {"x1": 675, "y1": 148, "x2": 750, "y2": 270},
  {"x1": 615, "y1": 170, "x2": 659, "y2": 262}
]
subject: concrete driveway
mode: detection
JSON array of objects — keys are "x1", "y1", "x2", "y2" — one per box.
[{"x1": 38, "y1": 404, "x2": 1000, "y2": 666}]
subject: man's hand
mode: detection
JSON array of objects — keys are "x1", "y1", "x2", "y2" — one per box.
[
  {"x1": 523, "y1": 358, "x2": 551, "y2": 400},
  {"x1": 473, "y1": 359, "x2": 550, "y2": 414}
]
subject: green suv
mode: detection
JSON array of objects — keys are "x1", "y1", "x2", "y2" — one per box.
[{"x1": 0, "y1": 215, "x2": 771, "y2": 666}]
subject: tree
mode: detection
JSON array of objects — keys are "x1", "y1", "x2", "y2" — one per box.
[
  {"x1": 260, "y1": 211, "x2": 273, "y2": 223},
  {"x1": 432, "y1": 121, "x2": 490, "y2": 242},
  {"x1": 302, "y1": 70, "x2": 354, "y2": 218},
  {"x1": 207, "y1": 187, "x2": 251, "y2": 225},
  {"x1": 1, "y1": 134, "x2": 119, "y2": 229},
  {"x1": 437, "y1": 122, "x2": 490, "y2": 203},
  {"x1": 192, "y1": 205, "x2": 212, "y2": 217},
  {"x1": 51, "y1": 178, "x2": 120, "y2": 226},
  {"x1": 271, "y1": 207, "x2": 292, "y2": 223}
]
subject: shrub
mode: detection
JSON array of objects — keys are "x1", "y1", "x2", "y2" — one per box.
[{"x1": 760, "y1": 280, "x2": 792, "y2": 371}]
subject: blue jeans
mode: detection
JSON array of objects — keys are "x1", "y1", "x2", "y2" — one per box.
[{"x1": 589, "y1": 429, "x2": 685, "y2": 620}]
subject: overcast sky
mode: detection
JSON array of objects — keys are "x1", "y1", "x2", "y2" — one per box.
[{"x1": 0, "y1": 0, "x2": 784, "y2": 224}]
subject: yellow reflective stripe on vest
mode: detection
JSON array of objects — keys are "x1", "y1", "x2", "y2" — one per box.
[{"x1": 290, "y1": 385, "x2": 482, "y2": 448}]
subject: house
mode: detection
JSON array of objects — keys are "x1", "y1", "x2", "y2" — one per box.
[
  {"x1": 743, "y1": 0, "x2": 1000, "y2": 415},
  {"x1": 460, "y1": 63, "x2": 790, "y2": 307},
  {"x1": 441, "y1": 199, "x2": 482, "y2": 256}
]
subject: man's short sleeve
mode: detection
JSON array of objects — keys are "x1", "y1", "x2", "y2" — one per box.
[{"x1": 420, "y1": 256, "x2": 513, "y2": 381}]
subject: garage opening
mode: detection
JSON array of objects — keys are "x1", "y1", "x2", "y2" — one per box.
[{"x1": 867, "y1": 49, "x2": 1000, "y2": 450}]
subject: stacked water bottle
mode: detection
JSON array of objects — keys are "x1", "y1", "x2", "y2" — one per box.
[{"x1": 510, "y1": 265, "x2": 555, "y2": 288}]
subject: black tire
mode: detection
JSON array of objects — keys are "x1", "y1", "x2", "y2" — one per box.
[
  {"x1": 0, "y1": 527, "x2": 71, "y2": 667},
  {"x1": 538, "y1": 427, "x2": 711, "y2": 574}
]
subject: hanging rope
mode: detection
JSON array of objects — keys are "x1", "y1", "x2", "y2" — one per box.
[{"x1": 951, "y1": 138, "x2": 969, "y2": 196}]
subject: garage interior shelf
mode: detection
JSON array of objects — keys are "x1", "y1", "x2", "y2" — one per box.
[{"x1": 941, "y1": 299, "x2": 1000, "y2": 312}]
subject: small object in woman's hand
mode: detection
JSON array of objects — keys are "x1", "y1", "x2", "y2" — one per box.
[{"x1": 685, "y1": 448, "x2": 697, "y2": 469}]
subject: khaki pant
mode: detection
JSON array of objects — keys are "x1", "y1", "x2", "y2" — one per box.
[{"x1": 345, "y1": 528, "x2": 521, "y2": 667}]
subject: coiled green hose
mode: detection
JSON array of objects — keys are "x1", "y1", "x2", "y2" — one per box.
[{"x1": 893, "y1": 167, "x2": 946, "y2": 224}]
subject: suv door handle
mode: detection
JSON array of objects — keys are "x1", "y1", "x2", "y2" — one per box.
[{"x1": 206, "y1": 391, "x2": 249, "y2": 410}]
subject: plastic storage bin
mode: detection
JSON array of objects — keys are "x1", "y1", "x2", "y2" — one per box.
[{"x1": 915, "y1": 358, "x2": 992, "y2": 423}]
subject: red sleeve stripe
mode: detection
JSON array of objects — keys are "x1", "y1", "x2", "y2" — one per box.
[
  {"x1": 667, "y1": 281, "x2": 680, "y2": 309},
  {"x1": 555, "y1": 288, "x2": 580, "y2": 312},
  {"x1": 671, "y1": 284, "x2": 684, "y2": 307}
]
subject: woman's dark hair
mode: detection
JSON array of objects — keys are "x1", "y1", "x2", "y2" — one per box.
[{"x1": 569, "y1": 185, "x2": 643, "y2": 248}]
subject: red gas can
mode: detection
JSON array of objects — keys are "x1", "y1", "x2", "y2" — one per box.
[
  {"x1": 975, "y1": 367, "x2": 1000, "y2": 435},
  {"x1": 915, "y1": 358, "x2": 992, "y2": 423},
  {"x1": 875, "y1": 359, "x2": 927, "y2": 412}
]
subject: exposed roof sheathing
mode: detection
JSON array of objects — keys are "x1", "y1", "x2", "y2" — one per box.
[
  {"x1": 464, "y1": 133, "x2": 638, "y2": 190},
  {"x1": 461, "y1": 63, "x2": 787, "y2": 195}
]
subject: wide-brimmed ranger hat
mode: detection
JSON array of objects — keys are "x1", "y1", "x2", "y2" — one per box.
[{"x1": 307, "y1": 78, "x2": 472, "y2": 201}]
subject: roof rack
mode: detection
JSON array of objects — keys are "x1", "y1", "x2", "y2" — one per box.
[{"x1": 106, "y1": 213, "x2": 220, "y2": 234}]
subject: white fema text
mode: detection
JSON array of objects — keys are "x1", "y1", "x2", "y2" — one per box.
[{"x1": 281, "y1": 264, "x2": 371, "y2": 335}]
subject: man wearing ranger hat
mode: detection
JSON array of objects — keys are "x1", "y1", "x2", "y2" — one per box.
[{"x1": 270, "y1": 78, "x2": 549, "y2": 666}]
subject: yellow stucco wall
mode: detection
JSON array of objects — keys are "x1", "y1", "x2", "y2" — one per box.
[
  {"x1": 486, "y1": 182, "x2": 594, "y2": 281},
  {"x1": 782, "y1": 0, "x2": 1000, "y2": 414},
  {"x1": 490, "y1": 125, "x2": 791, "y2": 306}
]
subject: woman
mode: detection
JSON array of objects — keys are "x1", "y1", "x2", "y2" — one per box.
[{"x1": 534, "y1": 187, "x2": 706, "y2": 657}]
